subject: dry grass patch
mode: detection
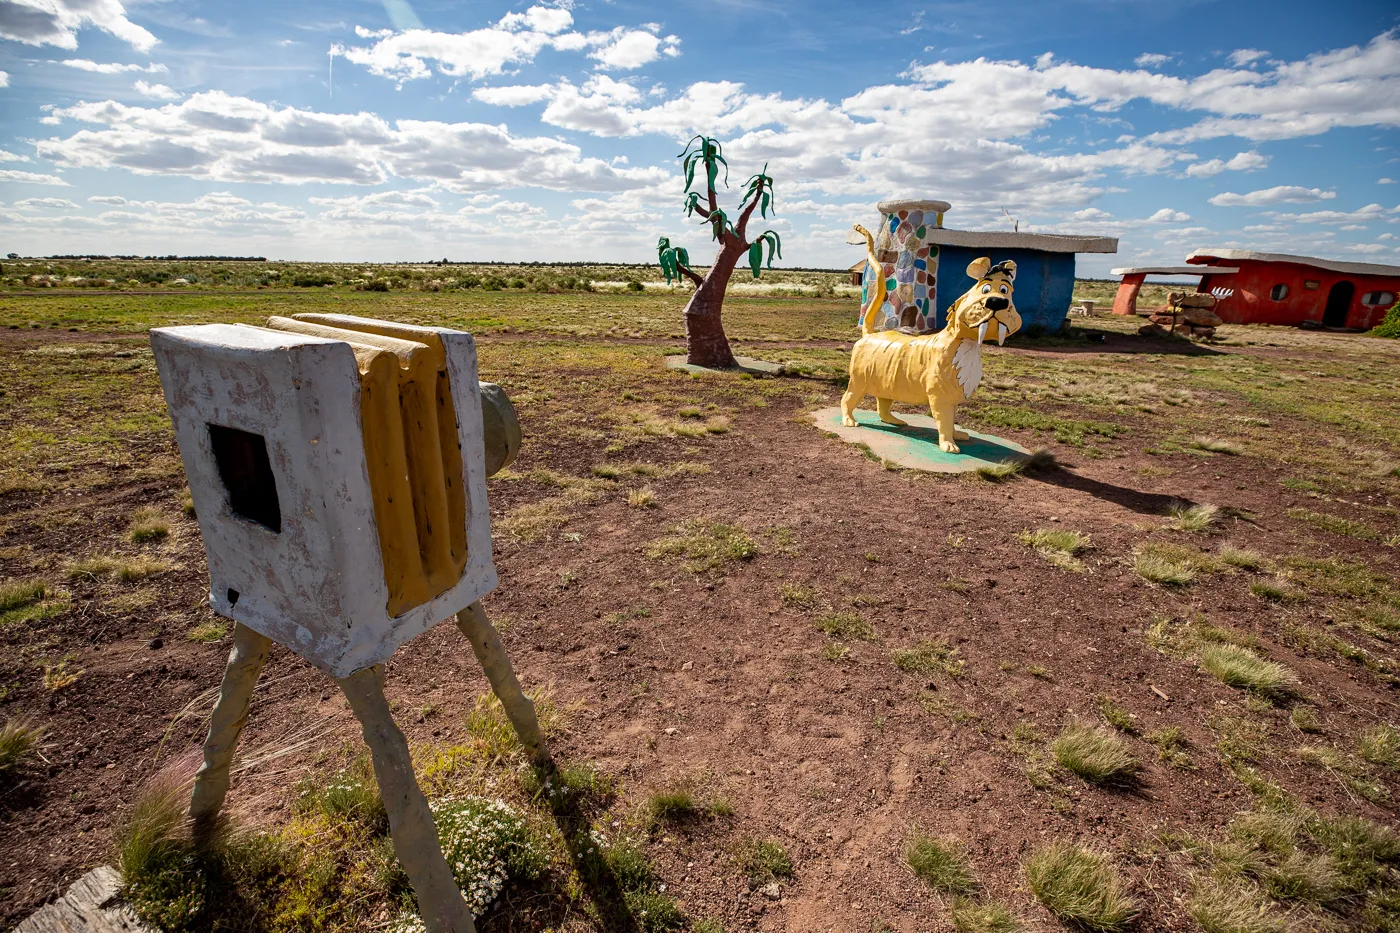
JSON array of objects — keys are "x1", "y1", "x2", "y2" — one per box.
[
  {"x1": 905, "y1": 833, "x2": 975, "y2": 894},
  {"x1": 0, "y1": 717, "x2": 44, "y2": 774},
  {"x1": 892, "y1": 639, "x2": 965, "y2": 677},
  {"x1": 1017, "y1": 528, "x2": 1091, "y2": 571},
  {"x1": 645, "y1": 520, "x2": 757, "y2": 573},
  {"x1": 1198, "y1": 644, "x2": 1298, "y2": 699},
  {"x1": 626, "y1": 487, "x2": 657, "y2": 508},
  {"x1": 1146, "y1": 726, "x2": 1193, "y2": 769},
  {"x1": 1286, "y1": 507, "x2": 1380, "y2": 541},
  {"x1": 1051, "y1": 721, "x2": 1140, "y2": 785},
  {"x1": 1189, "y1": 437, "x2": 1242, "y2": 456},
  {"x1": 949, "y1": 899, "x2": 1021, "y2": 933},
  {"x1": 1024, "y1": 842, "x2": 1137, "y2": 931},
  {"x1": 778, "y1": 583, "x2": 818, "y2": 610},
  {"x1": 1187, "y1": 880, "x2": 1287, "y2": 933},
  {"x1": 1168, "y1": 500, "x2": 1222, "y2": 532},
  {"x1": 0, "y1": 578, "x2": 47, "y2": 612},
  {"x1": 1358, "y1": 723, "x2": 1400, "y2": 770},
  {"x1": 1250, "y1": 579, "x2": 1304, "y2": 603},
  {"x1": 127, "y1": 507, "x2": 171, "y2": 543},
  {"x1": 814, "y1": 611, "x2": 874, "y2": 641},
  {"x1": 1219, "y1": 545, "x2": 1266, "y2": 570}
]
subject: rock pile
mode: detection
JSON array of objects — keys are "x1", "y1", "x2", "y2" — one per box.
[{"x1": 1138, "y1": 291, "x2": 1222, "y2": 339}]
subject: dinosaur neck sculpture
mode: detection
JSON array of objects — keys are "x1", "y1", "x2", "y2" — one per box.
[{"x1": 853, "y1": 223, "x2": 887, "y2": 335}]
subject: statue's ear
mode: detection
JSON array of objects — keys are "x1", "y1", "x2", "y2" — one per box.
[{"x1": 966, "y1": 257, "x2": 991, "y2": 280}]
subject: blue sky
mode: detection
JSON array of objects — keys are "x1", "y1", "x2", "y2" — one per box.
[{"x1": 1, "y1": 0, "x2": 1398, "y2": 274}]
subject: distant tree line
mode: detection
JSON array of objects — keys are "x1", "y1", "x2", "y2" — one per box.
[{"x1": 29, "y1": 254, "x2": 269, "y2": 261}]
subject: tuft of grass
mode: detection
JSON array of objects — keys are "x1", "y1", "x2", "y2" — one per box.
[
  {"x1": 1187, "y1": 880, "x2": 1286, "y2": 933},
  {"x1": 42, "y1": 660, "x2": 82, "y2": 691},
  {"x1": 778, "y1": 583, "x2": 819, "y2": 610},
  {"x1": 1286, "y1": 507, "x2": 1379, "y2": 541},
  {"x1": 1189, "y1": 437, "x2": 1242, "y2": 455},
  {"x1": 1168, "y1": 500, "x2": 1222, "y2": 532},
  {"x1": 892, "y1": 639, "x2": 965, "y2": 677},
  {"x1": 293, "y1": 756, "x2": 388, "y2": 833},
  {"x1": 976, "y1": 459, "x2": 1025, "y2": 482},
  {"x1": 1146, "y1": 726, "x2": 1193, "y2": 769},
  {"x1": 949, "y1": 898, "x2": 1021, "y2": 933},
  {"x1": 1282, "y1": 555, "x2": 1388, "y2": 599},
  {"x1": 1250, "y1": 579, "x2": 1303, "y2": 603},
  {"x1": 1199, "y1": 644, "x2": 1297, "y2": 699},
  {"x1": 627, "y1": 487, "x2": 657, "y2": 508},
  {"x1": 186, "y1": 620, "x2": 228, "y2": 643},
  {"x1": 1095, "y1": 696, "x2": 1138, "y2": 734},
  {"x1": 466, "y1": 690, "x2": 565, "y2": 761},
  {"x1": 1290, "y1": 707, "x2": 1322, "y2": 734},
  {"x1": 1017, "y1": 528, "x2": 1091, "y2": 571},
  {"x1": 1358, "y1": 723, "x2": 1400, "y2": 770},
  {"x1": 814, "y1": 610, "x2": 875, "y2": 641},
  {"x1": 905, "y1": 833, "x2": 976, "y2": 894},
  {"x1": 645, "y1": 787, "x2": 700, "y2": 827},
  {"x1": 1024, "y1": 842, "x2": 1138, "y2": 931},
  {"x1": 0, "y1": 578, "x2": 47, "y2": 612},
  {"x1": 734, "y1": 838, "x2": 793, "y2": 886},
  {"x1": 1219, "y1": 545, "x2": 1266, "y2": 570},
  {"x1": 0, "y1": 717, "x2": 44, "y2": 774},
  {"x1": 128, "y1": 507, "x2": 171, "y2": 543},
  {"x1": 1296, "y1": 745, "x2": 1389, "y2": 805},
  {"x1": 178, "y1": 488, "x2": 195, "y2": 516},
  {"x1": 1134, "y1": 548, "x2": 1196, "y2": 586},
  {"x1": 645, "y1": 520, "x2": 757, "y2": 573},
  {"x1": 1051, "y1": 721, "x2": 1140, "y2": 785}
]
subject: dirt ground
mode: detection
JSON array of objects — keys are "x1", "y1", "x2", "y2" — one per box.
[{"x1": 2, "y1": 291, "x2": 1399, "y2": 932}]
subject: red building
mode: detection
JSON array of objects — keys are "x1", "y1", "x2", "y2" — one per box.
[{"x1": 1182, "y1": 248, "x2": 1399, "y2": 329}]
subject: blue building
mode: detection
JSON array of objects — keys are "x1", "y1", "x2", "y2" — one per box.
[{"x1": 864, "y1": 199, "x2": 1117, "y2": 334}]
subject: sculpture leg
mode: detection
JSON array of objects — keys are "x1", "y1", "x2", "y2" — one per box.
[
  {"x1": 875, "y1": 398, "x2": 907, "y2": 427},
  {"x1": 189, "y1": 621, "x2": 271, "y2": 841},
  {"x1": 455, "y1": 602, "x2": 554, "y2": 771},
  {"x1": 840, "y1": 378, "x2": 866, "y2": 427},
  {"x1": 931, "y1": 399, "x2": 961, "y2": 453},
  {"x1": 338, "y1": 665, "x2": 476, "y2": 933}
]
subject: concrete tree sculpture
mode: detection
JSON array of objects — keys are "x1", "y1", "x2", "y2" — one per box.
[{"x1": 658, "y1": 136, "x2": 782, "y2": 368}]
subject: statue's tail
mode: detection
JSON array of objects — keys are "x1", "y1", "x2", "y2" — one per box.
[{"x1": 854, "y1": 224, "x2": 884, "y2": 335}]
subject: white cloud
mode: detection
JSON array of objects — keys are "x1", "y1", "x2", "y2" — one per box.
[
  {"x1": 1227, "y1": 49, "x2": 1268, "y2": 67},
  {"x1": 1379, "y1": 232, "x2": 1396, "y2": 240},
  {"x1": 1185, "y1": 150, "x2": 1269, "y2": 177},
  {"x1": 1346, "y1": 243, "x2": 1389, "y2": 254},
  {"x1": 0, "y1": 168, "x2": 70, "y2": 185},
  {"x1": 1147, "y1": 208, "x2": 1191, "y2": 222},
  {"x1": 307, "y1": 188, "x2": 440, "y2": 209},
  {"x1": 133, "y1": 79, "x2": 180, "y2": 99},
  {"x1": 0, "y1": 0, "x2": 157, "y2": 52},
  {"x1": 57, "y1": 58, "x2": 165, "y2": 73},
  {"x1": 1072, "y1": 207, "x2": 1113, "y2": 220},
  {"x1": 1135, "y1": 53, "x2": 1171, "y2": 67},
  {"x1": 0, "y1": 149, "x2": 25, "y2": 162},
  {"x1": 588, "y1": 27, "x2": 680, "y2": 71},
  {"x1": 0, "y1": 70, "x2": 8, "y2": 86},
  {"x1": 34, "y1": 91, "x2": 668, "y2": 193},
  {"x1": 1260, "y1": 203, "x2": 1398, "y2": 225},
  {"x1": 337, "y1": 5, "x2": 677, "y2": 86},
  {"x1": 1381, "y1": 177, "x2": 1397, "y2": 184},
  {"x1": 14, "y1": 196, "x2": 79, "y2": 208},
  {"x1": 1209, "y1": 186, "x2": 1337, "y2": 206},
  {"x1": 472, "y1": 83, "x2": 555, "y2": 107}
]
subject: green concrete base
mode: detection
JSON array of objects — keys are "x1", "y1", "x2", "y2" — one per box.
[
  {"x1": 809, "y1": 407, "x2": 1030, "y2": 473},
  {"x1": 664, "y1": 355, "x2": 782, "y2": 376}
]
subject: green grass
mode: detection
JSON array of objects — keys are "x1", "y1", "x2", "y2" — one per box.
[
  {"x1": 975, "y1": 449, "x2": 1057, "y2": 482},
  {"x1": 734, "y1": 838, "x2": 793, "y2": 886},
  {"x1": 0, "y1": 717, "x2": 44, "y2": 774},
  {"x1": 814, "y1": 611, "x2": 875, "y2": 641},
  {"x1": 128, "y1": 507, "x2": 171, "y2": 543},
  {"x1": 1051, "y1": 721, "x2": 1140, "y2": 784},
  {"x1": 644, "y1": 520, "x2": 757, "y2": 573},
  {"x1": 1017, "y1": 528, "x2": 1091, "y2": 571},
  {"x1": 1249, "y1": 579, "x2": 1303, "y2": 603},
  {"x1": 905, "y1": 833, "x2": 976, "y2": 894},
  {"x1": 1187, "y1": 880, "x2": 1286, "y2": 933},
  {"x1": 1358, "y1": 723, "x2": 1400, "y2": 769},
  {"x1": 966, "y1": 405, "x2": 1123, "y2": 447},
  {"x1": 643, "y1": 785, "x2": 730, "y2": 828},
  {"x1": 1219, "y1": 545, "x2": 1266, "y2": 570},
  {"x1": 1145, "y1": 726, "x2": 1193, "y2": 769},
  {"x1": 1095, "y1": 696, "x2": 1138, "y2": 734},
  {"x1": 1282, "y1": 555, "x2": 1390, "y2": 599},
  {"x1": 778, "y1": 583, "x2": 819, "y2": 609},
  {"x1": 1290, "y1": 707, "x2": 1322, "y2": 734},
  {"x1": 186, "y1": 620, "x2": 229, "y2": 643},
  {"x1": 0, "y1": 578, "x2": 47, "y2": 612},
  {"x1": 1024, "y1": 842, "x2": 1138, "y2": 931},
  {"x1": 1167, "y1": 500, "x2": 1222, "y2": 532},
  {"x1": 1134, "y1": 549, "x2": 1196, "y2": 586},
  {"x1": 892, "y1": 639, "x2": 965, "y2": 677},
  {"x1": 949, "y1": 898, "x2": 1021, "y2": 933},
  {"x1": 1286, "y1": 507, "x2": 1380, "y2": 540},
  {"x1": 1199, "y1": 644, "x2": 1297, "y2": 698}
]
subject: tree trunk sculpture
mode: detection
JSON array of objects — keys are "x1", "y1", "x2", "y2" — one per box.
[{"x1": 658, "y1": 136, "x2": 782, "y2": 369}]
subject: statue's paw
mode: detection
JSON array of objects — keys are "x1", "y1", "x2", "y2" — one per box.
[
  {"x1": 953, "y1": 429, "x2": 970, "y2": 441},
  {"x1": 880, "y1": 416, "x2": 908, "y2": 427},
  {"x1": 940, "y1": 440, "x2": 961, "y2": 454},
  {"x1": 841, "y1": 416, "x2": 858, "y2": 427}
]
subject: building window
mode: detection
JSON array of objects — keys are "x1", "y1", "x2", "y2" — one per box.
[
  {"x1": 1269, "y1": 284, "x2": 1289, "y2": 301},
  {"x1": 1360, "y1": 290, "x2": 1396, "y2": 307},
  {"x1": 1303, "y1": 280, "x2": 1320, "y2": 290}
]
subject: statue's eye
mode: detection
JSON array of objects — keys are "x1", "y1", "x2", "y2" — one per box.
[
  {"x1": 981, "y1": 284, "x2": 991, "y2": 294},
  {"x1": 1000, "y1": 284, "x2": 1009, "y2": 294}
]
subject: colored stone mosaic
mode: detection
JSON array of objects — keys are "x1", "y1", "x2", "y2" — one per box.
[{"x1": 861, "y1": 208, "x2": 940, "y2": 332}]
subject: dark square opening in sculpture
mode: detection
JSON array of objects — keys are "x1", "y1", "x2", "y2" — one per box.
[{"x1": 208, "y1": 424, "x2": 281, "y2": 533}]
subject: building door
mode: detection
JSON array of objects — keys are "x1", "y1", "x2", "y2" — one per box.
[{"x1": 1323, "y1": 280, "x2": 1354, "y2": 327}]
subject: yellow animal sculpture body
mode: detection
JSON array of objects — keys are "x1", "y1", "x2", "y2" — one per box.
[{"x1": 842, "y1": 224, "x2": 1022, "y2": 453}]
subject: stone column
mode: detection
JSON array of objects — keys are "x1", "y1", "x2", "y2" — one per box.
[
  {"x1": 870, "y1": 198, "x2": 952, "y2": 333},
  {"x1": 1113, "y1": 273, "x2": 1145, "y2": 315}
]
